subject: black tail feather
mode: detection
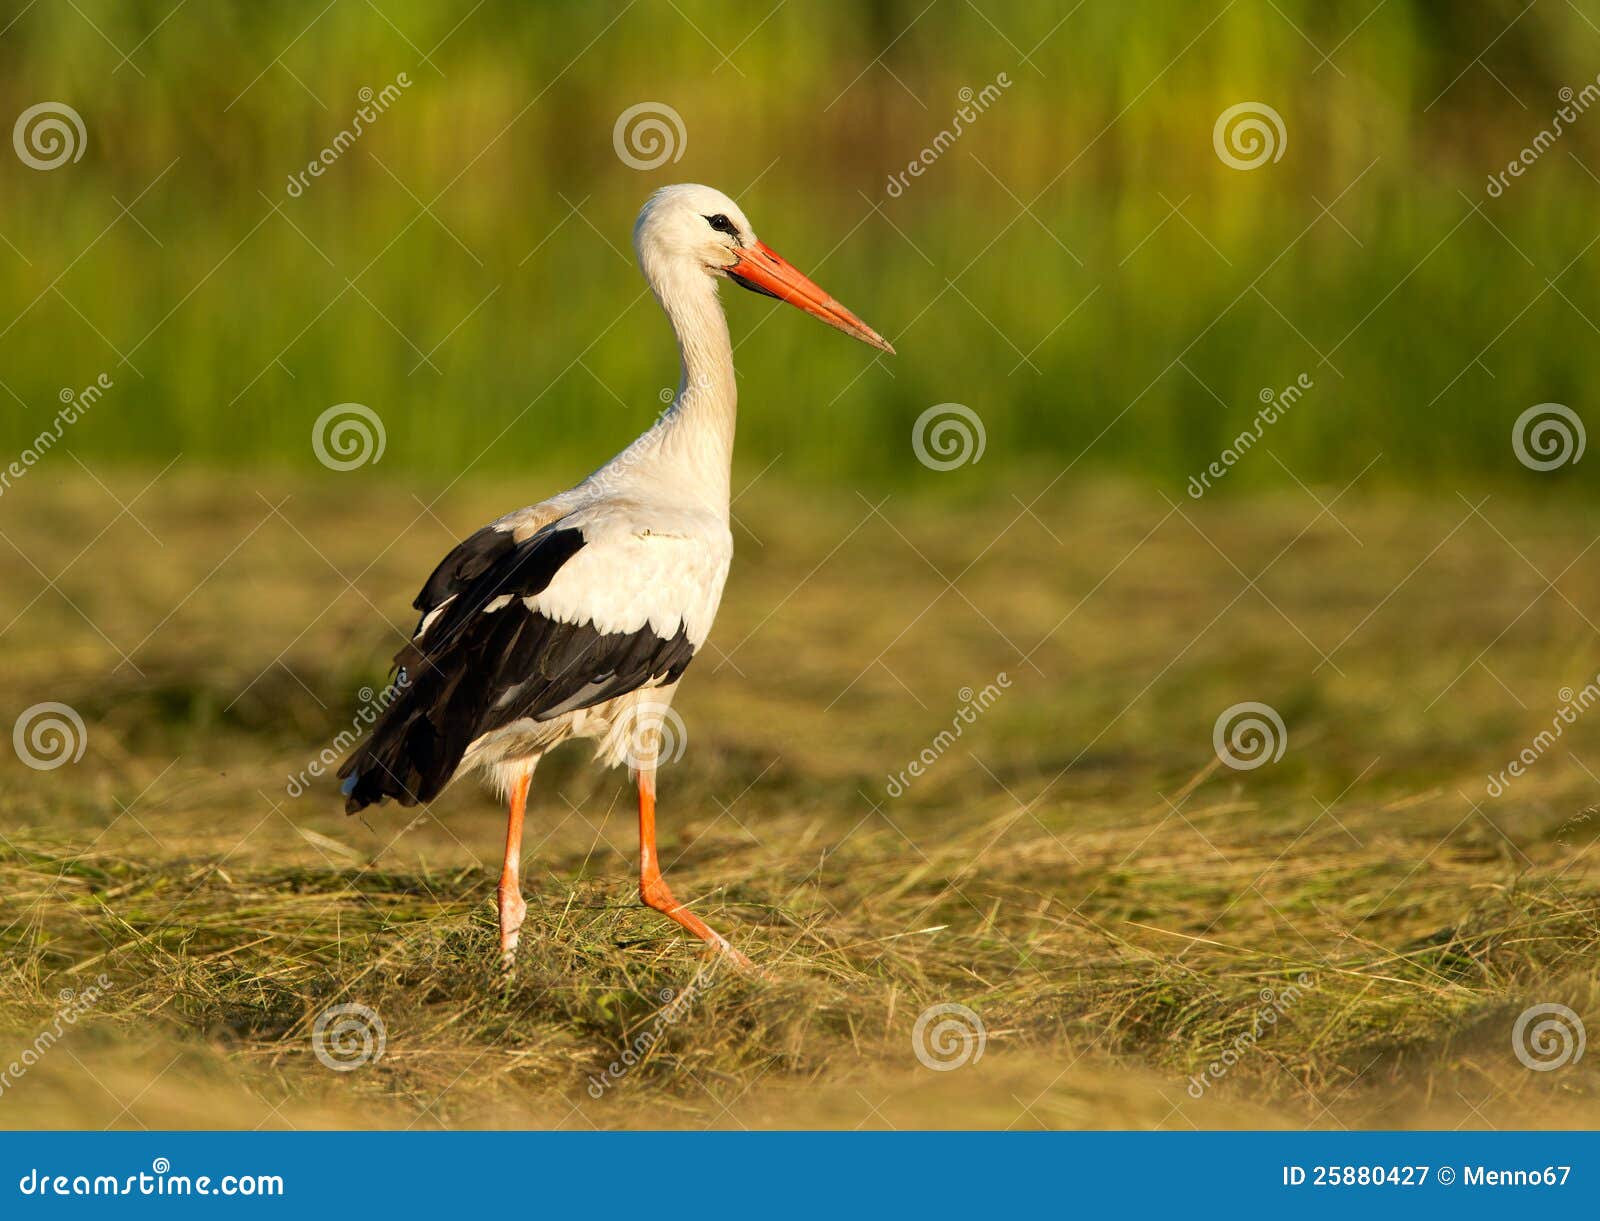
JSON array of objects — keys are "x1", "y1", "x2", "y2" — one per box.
[{"x1": 336, "y1": 658, "x2": 483, "y2": 813}]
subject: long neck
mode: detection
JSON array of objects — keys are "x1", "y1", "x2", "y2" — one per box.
[{"x1": 643, "y1": 265, "x2": 737, "y2": 513}]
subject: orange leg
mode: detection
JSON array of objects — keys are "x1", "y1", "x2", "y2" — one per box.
[
  {"x1": 497, "y1": 771, "x2": 531, "y2": 969},
  {"x1": 637, "y1": 763, "x2": 749, "y2": 967}
]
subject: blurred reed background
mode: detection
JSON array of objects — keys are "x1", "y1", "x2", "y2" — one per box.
[{"x1": 0, "y1": 0, "x2": 1593, "y2": 493}]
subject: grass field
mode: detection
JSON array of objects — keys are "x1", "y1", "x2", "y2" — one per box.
[{"x1": 2, "y1": 470, "x2": 1597, "y2": 1129}]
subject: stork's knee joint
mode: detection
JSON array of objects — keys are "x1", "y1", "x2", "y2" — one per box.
[{"x1": 640, "y1": 875, "x2": 677, "y2": 912}]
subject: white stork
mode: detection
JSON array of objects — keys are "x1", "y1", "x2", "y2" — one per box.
[{"x1": 339, "y1": 184, "x2": 893, "y2": 967}]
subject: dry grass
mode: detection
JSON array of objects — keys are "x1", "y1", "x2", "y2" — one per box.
[{"x1": 1, "y1": 469, "x2": 1597, "y2": 1128}]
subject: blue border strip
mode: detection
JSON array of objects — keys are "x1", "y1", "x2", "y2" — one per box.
[{"x1": 0, "y1": 1131, "x2": 1594, "y2": 1216}]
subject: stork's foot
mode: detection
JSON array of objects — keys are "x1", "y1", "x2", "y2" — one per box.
[
  {"x1": 497, "y1": 880, "x2": 526, "y2": 970},
  {"x1": 640, "y1": 875, "x2": 751, "y2": 971}
]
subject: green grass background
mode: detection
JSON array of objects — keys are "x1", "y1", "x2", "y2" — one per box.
[{"x1": 0, "y1": 0, "x2": 1595, "y2": 492}]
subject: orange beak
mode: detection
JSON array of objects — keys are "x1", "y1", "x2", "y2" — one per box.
[{"x1": 726, "y1": 240, "x2": 895, "y2": 355}]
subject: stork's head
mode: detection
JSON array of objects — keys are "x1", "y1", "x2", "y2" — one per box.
[{"x1": 633, "y1": 183, "x2": 894, "y2": 354}]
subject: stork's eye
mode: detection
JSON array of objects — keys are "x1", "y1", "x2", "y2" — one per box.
[{"x1": 704, "y1": 213, "x2": 740, "y2": 239}]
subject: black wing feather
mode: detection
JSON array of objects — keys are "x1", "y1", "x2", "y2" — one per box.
[{"x1": 338, "y1": 524, "x2": 696, "y2": 812}]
